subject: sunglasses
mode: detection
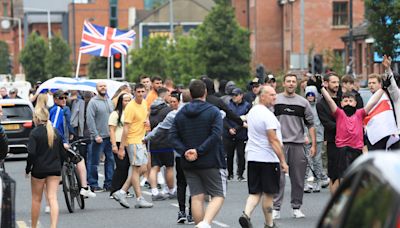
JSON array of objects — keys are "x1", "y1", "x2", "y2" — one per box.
[{"x1": 57, "y1": 96, "x2": 68, "y2": 100}]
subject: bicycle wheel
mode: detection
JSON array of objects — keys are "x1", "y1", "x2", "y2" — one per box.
[
  {"x1": 61, "y1": 164, "x2": 74, "y2": 213},
  {"x1": 74, "y1": 168, "x2": 85, "y2": 209}
]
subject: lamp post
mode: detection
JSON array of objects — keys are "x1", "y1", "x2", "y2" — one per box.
[
  {"x1": 0, "y1": 16, "x2": 22, "y2": 74},
  {"x1": 24, "y1": 7, "x2": 52, "y2": 50}
]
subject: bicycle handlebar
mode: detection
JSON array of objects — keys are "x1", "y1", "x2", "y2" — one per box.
[{"x1": 70, "y1": 138, "x2": 91, "y2": 147}]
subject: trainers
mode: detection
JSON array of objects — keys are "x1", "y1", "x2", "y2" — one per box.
[
  {"x1": 195, "y1": 221, "x2": 211, "y2": 228},
  {"x1": 135, "y1": 197, "x2": 153, "y2": 208},
  {"x1": 45, "y1": 206, "x2": 50, "y2": 214},
  {"x1": 303, "y1": 183, "x2": 313, "y2": 193},
  {"x1": 264, "y1": 222, "x2": 277, "y2": 228},
  {"x1": 152, "y1": 193, "x2": 169, "y2": 201},
  {"x1": 313, "y1": 182, "x2": 321, "y2": 193},
  {"x1": 272, "y1": 210, "x2": 280, "y2": 220},
  {"x1": 80, "y1": 188, "x2": 96, "y2": 198},
  {"x1": 237, "y1": 176, "x2": 247, "y2": 182},
  {"x1": 112, "y1": 191, "x2": 130, "y2": 208},
  {"x1": 177, "y1": 211, "x2": 187, "y2": 224},
  {"x1": 103, "y1": 186, "x2": 112, "y2": 192},
  {"x1": 293, "y1": 209, "x2": 306, "y2": 218},
  {"x1": 238, "y1": 212, "x2": 253, "y2": 228},
  {"x1": 227, "y1": 175, "x2": 234, "y2": 181},
  {"x1": 321, "y1": 178, "x2": 330, "y2": 188},
  {"x1": 126, "y1": 192, "x2": 134, "y2": 198},
  {"x1": 167, "y1": 191, "x2": 177, "y2": 199},
  {"x1": 187, "y1": 214, "x2": 194, "y2": 224},
  {"x1": 91, "y1": 186, "x2": 105, "y2": 193}
]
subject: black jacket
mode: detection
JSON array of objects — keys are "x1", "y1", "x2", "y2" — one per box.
[
  {"x1": 170, "y1": 100, "x2": 226, "y2": 169},
  {"x1": 26, "y1": 125, "x2": 65, "y2": 175},
  {"x1": 149, "y1": 99, "x2": 173, "y2": 152},
  {"x1": 316, "y1": 95, "x2": 341, "y2": 143}
]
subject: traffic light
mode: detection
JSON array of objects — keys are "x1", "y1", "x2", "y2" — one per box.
[
  {"x1": 313, "y1": 55, "x2": 323, "y2": 74},
  {"x1": 111, "y1": 53, "x2": 124, "y2": 80}
]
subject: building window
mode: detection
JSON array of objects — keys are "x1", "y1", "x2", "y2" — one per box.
[
  {"x1": 332, "y1": 2, "x2": 348, "y2": 26},
  {"x1": 109, "y1": 0, "x2": 118, "y2": 28}
]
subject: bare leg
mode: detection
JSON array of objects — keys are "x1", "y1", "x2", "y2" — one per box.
[
  {"x1": 262, "y1": 194, "x2": 274, "y2": 226},
  {"x1": 31, "y1": 177, "x2": 45, "y2": 228},
  {"x1": 244, "y1": 194, "x2": 261, "y2": 217},
  {"x1": 191, "y1": 194, "x2": 205, "y2": 224},
  {"x1": 203, "y1": 196, "x2": 224, "y2": 224},
  {"x1": 149, "y1": 166, "x2": 160, "y2": 190},
  {"x1": 132, "y1": 165, "x2": 146, "y2": 198},
  {"x1": 45, "y1": 176, "x2": 60, "y2": 228},
  {"x1": 165, "y1": 167, "x2": 175, "y2": 190},
  {"x1": 76, "y1": 159, "x2": 88, "y2": 187},
  {"x1": 329, "y1": 179, "x2": 340, "y2": 194}
]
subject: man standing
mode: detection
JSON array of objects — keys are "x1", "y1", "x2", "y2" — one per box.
[
  {"x1": 244, "y1": 78, "x2": 261, "y2": 104},
  {"x1": 146, "y1": 76, "x2": 163, "y2": 110},
  {"x1": 86, "y1": 82, "x2": 115, "y2": 192},
  {"x1": 273, "y1": 74, "x2": 316, "y2": 219},
  {"x1": 238, "y1": 86, "x2": 288, "y2": 228},
  {"x1": 140, "y1": 75, "x2": 151, "y2": 98},
  {"x1": 0, "y1": 87, "x2": 9, "y2": 99},
  {"x1": 340, "y1": 75, "x2": 363, "y2": 108},
  {"x1": 170, "y1": 80, "x2": 226, "y2": 228},
  {"x1": 113, "y1": 83, "x2": 153, "y2": 209}
]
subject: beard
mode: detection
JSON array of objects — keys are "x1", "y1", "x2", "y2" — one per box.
[
  {"x1": 343, "y1": 105, "x2": 356, "y2": 117},
  {"x1": 98, "y1": 90, "x2": 107, "y2": 97}
]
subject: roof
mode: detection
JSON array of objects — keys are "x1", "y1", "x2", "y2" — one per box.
[
  {"x1": 134, "y1": 0, "x2": 215, "y2": 27},
  {"x1": 341, "y1": 21, "x2": 369, "y2": 41}
]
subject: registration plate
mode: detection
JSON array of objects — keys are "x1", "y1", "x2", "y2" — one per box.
[{"x1": 4, "y1": 124, "x2": 20, "y2": 130}]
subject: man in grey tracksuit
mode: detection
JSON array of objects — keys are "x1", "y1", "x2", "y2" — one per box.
[
  {"x1": 272, "y1": 74, "x2": 317, "y2": 219},
  {"x1": 86, "y1": 82, "x2": 115, "y2": 192}
]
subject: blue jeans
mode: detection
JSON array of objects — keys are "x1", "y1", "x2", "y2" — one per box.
[{"x1": 87, "y1": 137, "x2": 115, "y2": 188}]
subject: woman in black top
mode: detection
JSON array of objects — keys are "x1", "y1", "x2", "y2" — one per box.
[{"x1": 26, "y1": 108, "x2": 64, "y2": 228}]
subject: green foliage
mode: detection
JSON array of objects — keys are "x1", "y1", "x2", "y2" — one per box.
[
  {"x1": 88, "y1": 56, "x2": 108, "y2": 79},
  {"x1": 365, "y1": 0, "x2": 400, "y2": 58},
  {"x1": 324, "y1": 49, "x2": 345, "y2": 76},
  {"x1": 194, "y1": 2, "x2": 251, "y2": 81},
  {"x1": 20, "y1": 33, "x2": 48, "y2": 83},
  {"x1": 45, "y1": 35, "x2": 72, "y2": 77},
  {"x1": 0, "y1": 41, "x2": 11, "y2": 74}
]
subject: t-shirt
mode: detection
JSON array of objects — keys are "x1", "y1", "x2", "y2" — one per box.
[
  {"x1": 124, "y1": 100, "x2": 148, "y2": 144},
  {"x1": 334, "y1": 108, "x2": 366, "y2": 150},
  {"x1": 246, "y1": 105, "x2": 282, "y2": 163},
  {"x1": 108, "y1": 111, "x2": 124, "y2": 142},
  {"x1": 146, "y1": 90, "x2": 158, "y2": 110}
]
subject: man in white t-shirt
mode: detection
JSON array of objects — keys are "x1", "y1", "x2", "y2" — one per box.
[{"x1": 238, "y1": 86, "x2": 288, "y2": 228}]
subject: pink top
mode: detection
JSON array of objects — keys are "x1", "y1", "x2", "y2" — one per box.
[{"x1": 334, "y1": 108, "x2": 366, "y2": 150}]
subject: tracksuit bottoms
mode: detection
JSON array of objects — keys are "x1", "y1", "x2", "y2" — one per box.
[{"x1": 273, "y1": 143, "x2": 307, "y2": 210}]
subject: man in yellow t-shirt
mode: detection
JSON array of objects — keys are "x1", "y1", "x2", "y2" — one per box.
[{"x1": 113, "y1": 83, "x2": 153, "y2": 209}]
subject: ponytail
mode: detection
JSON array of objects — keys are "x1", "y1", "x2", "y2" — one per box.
[
  {"x1": 46, "y1": 121, "x2": 55, "y2": 148},
  {"x1": 34, "y1": 108, "x2": 56, "y2": 148}
]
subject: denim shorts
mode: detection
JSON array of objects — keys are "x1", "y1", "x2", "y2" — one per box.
[{"x1": 127, "y1": 144, "x2": 148, "y2": 166}]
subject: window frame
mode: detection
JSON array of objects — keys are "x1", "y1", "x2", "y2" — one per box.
[{"x1": 332, "y1": 1, "x2": 349, "y2": 27}]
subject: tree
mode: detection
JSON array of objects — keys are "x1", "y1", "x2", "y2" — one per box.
[
  {"x1": 194, "y1": 1, "x2": 251, "y2": 81},
  {"x1": 365, "y1": 0, "x2": 400, "y2": 58},
  {"x1": 0, "y1": 41, "x2": 11, "y2": 74},
  {"x1": 20, "y1": 33, "x2": 48, "y2": 83},
  {"x1": 45, "y1": 35, "x2": 72, "y2": 77},
  {"x1": 88, "y1": 56, "x2": 108, "y2": 79}
]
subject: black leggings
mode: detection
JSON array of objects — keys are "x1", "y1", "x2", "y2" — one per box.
[
  {"x1": 110, "y1": 142, "x2": 130, "y2": 195},
  {"x1": 176, "y1": 157, "x2": 191, "y2": 214}
]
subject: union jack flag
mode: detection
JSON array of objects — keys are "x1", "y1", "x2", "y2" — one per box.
[{"x1": 79, "y1": 21, "x2": 136, "y2": 57}]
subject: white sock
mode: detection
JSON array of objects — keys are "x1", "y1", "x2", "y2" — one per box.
[
  {"x1": 136, "y1": 196, "x2": 143, "y2": 201},
  {"x1": 119, "y1": 189, "x2": 126, "y2": 194},
  {"x1": 169, "y1": 187, "x2": 176, "y2": 194},
  {"x1": 151, "y1": 188, "x2": 159, "y2": 195}
]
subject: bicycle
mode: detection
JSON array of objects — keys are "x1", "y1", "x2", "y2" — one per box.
[{"x1": 61, "y1": 139, "x2": 88, "y2": 213}]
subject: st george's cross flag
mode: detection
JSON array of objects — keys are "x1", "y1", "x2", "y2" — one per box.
[{"x1": 79, "y1": 21, "x2": 136, "y2": 57}]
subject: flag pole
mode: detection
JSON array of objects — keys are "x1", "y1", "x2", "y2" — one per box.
[{"x1": 75, "y1": 51, "x2": 82, "y2": 79}]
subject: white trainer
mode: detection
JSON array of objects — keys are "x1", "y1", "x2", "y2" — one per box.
[
  {"x1": 293, "y1": 209, "x2": 306, "y2": 218},
  {"x1": 45, "y1": 206, "x2": 50, "y2": 214},
  {"x1": 272, "y1": 210, "x2": 280, "y2": 219},
  {"x1": 80, "y1": 188, "x2": 96, "y2": 198}
]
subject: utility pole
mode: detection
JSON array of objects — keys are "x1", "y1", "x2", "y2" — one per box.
[
  {"x1": 300, "y1": 0, "x2": 305, "y2": 71},
  {"x1": 169, "y1": 0, "x2": 174, "y2": 40},
  {"x1": 348, "y1": 0, "x2": 353, "y2": 75}
]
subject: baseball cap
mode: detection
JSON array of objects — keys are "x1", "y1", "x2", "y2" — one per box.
[
  {"x1": 9, "y1": 88, "x2": 16, "y2": 94},
  {"x1": 250, "y1": 78, "x2": 260, "y2": 85},
  {"x1": 232, "y1": 88, "x2": 243, "y2": 96},
  {"x1": 267, "y1": 74, "x2": 276, "y2": 82},
  {"x1": 53, "y1": 90, "x2": 68, "y2": 98}
]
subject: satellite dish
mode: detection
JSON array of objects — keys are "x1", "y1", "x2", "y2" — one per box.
[{"x1": 1, "y1": 19, "x2": 11, "y2": 30}]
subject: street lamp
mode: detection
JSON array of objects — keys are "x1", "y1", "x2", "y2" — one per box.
[
  {"x1": 23, "y1": 7, "x2": 52, "y2": 50},
  {"x1": 0, "y1": 16, "x2": 22, "y2": 74}
]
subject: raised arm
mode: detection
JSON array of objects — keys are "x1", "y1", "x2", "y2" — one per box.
[
  {"x1": 364, "y1": 89, "x2": 385, "y2": 114},
  {"x1": 321, "y1": 87, "x2": 337, "y2": 114},
  {"x1": 382, "y1": 55, "x2": 400, "y2": 102}
]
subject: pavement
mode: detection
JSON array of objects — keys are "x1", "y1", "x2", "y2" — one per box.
[{"x1": 6, "y1": 159, "x2": 331, "y2": 228}]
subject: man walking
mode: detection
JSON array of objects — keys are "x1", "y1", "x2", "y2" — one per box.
[
  {"x1": 170, "y1": 80, "x2": 226, "y2": 228},
  {"x1": 273, "y1": 74, "x2": 316, "y2": 219},
  {"x1": 238, "y1": 86, "x2": 288, "y2": 228},
  {"x1": 86, "y1": 82, "x2": 115, "y2": 192}
]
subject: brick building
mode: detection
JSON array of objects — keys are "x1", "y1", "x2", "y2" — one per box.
[{"x1": 231, "y1": 0, "x2": 365, "y2": 74}]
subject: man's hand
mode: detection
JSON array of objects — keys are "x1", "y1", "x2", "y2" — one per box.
[
  {"x1": 112, "y1": 145, "x2": 118, "y2": 154},
  {"x1": 242, "y1": 122, "x2": 248, "y2": 128},
  {"x1": 281, "y1": 161, "x2": 289, "y2": 173},
  {"x1": 310, "y1": 145, "x2": 316, "y2": 157},
  {"x1": 382, "y1": 55, "x2": 392, "y2": 70},
  {"x1": 304, "y1": 136, "x2": 310, "y2": 145},
  {"x1": 229, "y1": 128, "x2": 236, "y2": 135},
  {"x1": 382, "y1": 75, "x2": 393, "y2": 90},
  {"x1": 117, "y1": 147, "x2": 125, "y2": 160},
  {"x1": 95, "y1": 136, "x2": 103, "y2": 144},
  {"x1": 63, "y1": 143, "x2": 70, "y2": 150},
  {"x1": 184, "y1": 149, "x2": 198, "y2": 162}
]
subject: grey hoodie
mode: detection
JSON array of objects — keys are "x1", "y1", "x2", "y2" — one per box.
[{"x1": 86, "y1": 95, "x2": 114, "y2": 139}]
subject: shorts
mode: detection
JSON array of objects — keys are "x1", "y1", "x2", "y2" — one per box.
[
  {"x1": 183, "y1": 168, "x2": 227, "y2": 197},
  {"x1": 31, "y1": 172, "x2": 61, "y2": 179},
  {"x1": 247, "y1": 161, "x2": 280, "y2": 194},
  {"x1": 151, "y1": 152, "x2": 174, "y2": 167},
  {"x1": 127, "y1": 144, "x2": 148, "y2": 166},
  {"x1": 329, "y1": 145, "x2": 362, "y2": 182}
]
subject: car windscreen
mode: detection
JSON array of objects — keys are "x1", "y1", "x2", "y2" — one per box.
[{"x1": 1, "y1": 105, "x2": 33, "y2": 120}]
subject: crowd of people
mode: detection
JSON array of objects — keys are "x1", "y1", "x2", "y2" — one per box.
[{"x1": 22, "y1": 55, "x2": 400, "y2": 228}]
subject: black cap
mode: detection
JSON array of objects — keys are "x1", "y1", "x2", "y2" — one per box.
[
  {"x1": 232, "y1": 88, "x2": 243, "y2": 96},
  {"x1": 53, "y1": 90, "x2": 68, "y2": 98}
]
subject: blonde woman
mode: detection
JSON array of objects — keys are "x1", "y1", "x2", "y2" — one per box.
[
  {"x1": 35, "y1": 93, "x2": 48, "y2": 110},
  {"x1": 26, "y1": 108, "x2": 65, "y2": 228}
]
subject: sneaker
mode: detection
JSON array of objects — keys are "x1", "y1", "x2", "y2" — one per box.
[
  {"x1": 112, "y1": 191, "x2": 130, "y2": 208},
  {"x1": 103, "y1": 186, "x2": 112, "y2": 192},
  {"x1": 80, "y1": 188, "x2": 96, "y2": 198},
  {"x1": 238, "y1": 212, "x2": 253, "y2": 228},
  {"x1": 177, "y1": 211, "x2": 187, "y2": 224},
  {"x1": 187, "y1": 214, "x2": 194, "y2": 224},
  {"x1": 264, "y1": 222, "x2": 278, "y2": 228},
  {"x1": 91, "y1": 186, "x2": 105, "y2": 193},
  {"x1": 321, "y1": 178, "x2": 330, "y2": 188},
  {"x1": 45, "y1": 206, "x2": 50, "y2": 214},
  {"x1": 293, "y1": 209, "x2": 306, "y2": 218},
  {"x1": 237, "y1": 176, "x2": 247, "y2": 182},
  {"x1": 272, "y1": 210, "x2": 280, "y2": 220},
  {"x1": 313, "y1": 182, "x2": 321, "y2": 193},
  {"x1": 126, "y1": 192, "x2": 134, "y2": 198},
  {"x1": 135, "y1": 197, "x2": 153, "y2": 208},
  {"x1": 227, "y1": 175, "x2": 234, "y2": 181},
  {"x1": 152, "y1": 193, "x2": 169, "y2": 201},
  {"x1": 195, "y1": 221, "x2": 211, "y2": 228},
  {"x1": 303, "y1": 183, "x2": 313, "y2": 193},
  {"x1": 140, "y1": 178, "x2": 147, "y2": 187}
]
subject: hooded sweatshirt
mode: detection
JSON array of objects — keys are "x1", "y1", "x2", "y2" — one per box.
[
  {"x1": 170, "y1": 99, "x2": 226, "y2": 169},
  {"x1": 149, "y1": 98, "x2": 173, "y2": 152}
]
